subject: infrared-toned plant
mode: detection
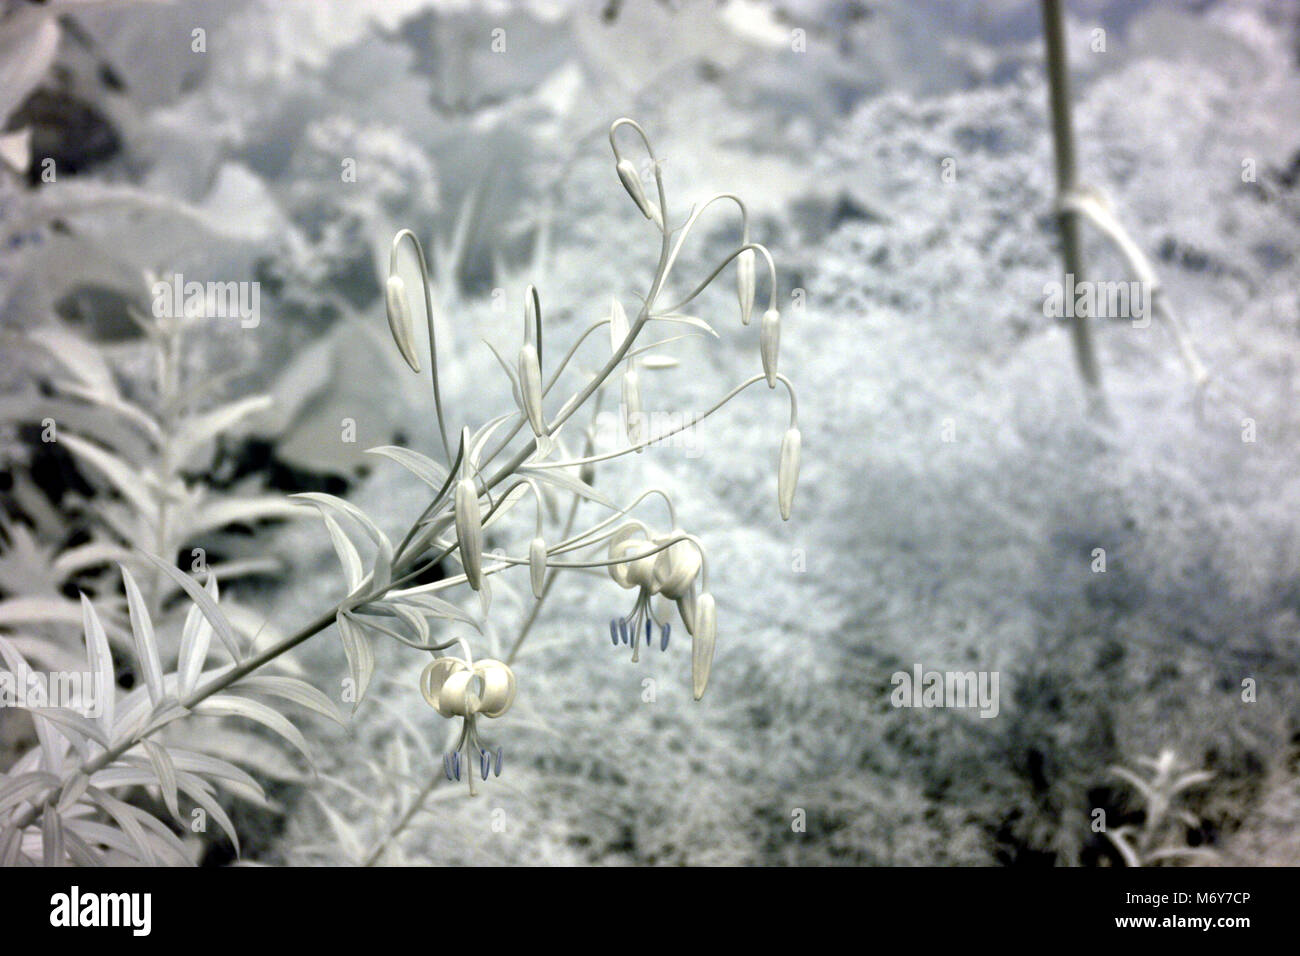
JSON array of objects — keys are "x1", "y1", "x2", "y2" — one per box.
[
  {"x1": 1039, "y1": 0, "x2": 1212, "y2": 403},
  {"x1": 1105, "y1": 749, "x2": 1218, "y2": 867},
  {"x1": 0, "y1": 118, "x2": 800, "y2": 862}
]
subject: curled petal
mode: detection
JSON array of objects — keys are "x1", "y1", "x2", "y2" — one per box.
[
  {"x1": 691, "y1": 593, "x2": 717, "y2": 701},
  {"x1": 385, "y1": 275, "x2": 421, "y2": 373},
  {"x1": 420, "y1": 658, "x2": 468, "y2": 716},
  {"x1": 760, "y1": 308, "x2": 780, "y2": 388},
  {"x1": 475, "y1": 659, "x2": 517, "y2": 718},
  {"x1": 608, "y1": 525, "x2": 656, "y2": 590},
  {"x1": 652, "y1": 532, "x2": 701, "y2": 599},
  {"x1": 778, "y1": 427, "x2": 801, "y2": 521},
  {"x1": 610, "y1": 539, "x2": 657, "y2": 591},
  {"x1": 439, "y1": 668, "x2": 481, "y2": 717},
  {"x1": 677, "y1": 589, "x2": 698, "y2": 636}
]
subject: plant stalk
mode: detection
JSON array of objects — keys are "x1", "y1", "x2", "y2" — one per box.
[{"x1": 1042, "y1": 0, "x2": 1102, "y2": 393}]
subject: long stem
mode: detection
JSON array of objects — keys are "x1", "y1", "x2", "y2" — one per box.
[{"x1": 1042, "y1": 0, "x2": 1102, "y2": 393}]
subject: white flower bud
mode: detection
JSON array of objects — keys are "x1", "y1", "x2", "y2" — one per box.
[
  {"x1": 524, "y1": 285, "x2": 540, "y2": 345},
  {"x1": 454, "y1": 478, "x2": 483, "y2": 590},
  {"x1": 529, "y1": 536, "x2": 547, "y2": 599},
  {"x1": 518, "y1": 343, "x2": 546, "y2": 437},
  {"x1": 385, "y1": 275, "x2": 421, "y2": 373},
  {"x1": 737, "y1": 248, "x2": 755, "y2": 326},
  {"x1": 778, "y1": 426, "x2": 801, "y2": 521},
  {"x1": 622, "y1": 367, "x2": 643, "y2": 447},
  {"x1": 691, "y1": 593, "x2": 717, "y2": 701},
  {"x1": 610, "y1": 297, "x2": 629, "y2": 355},
  {"x1": 617, "y1": 159, "x2": 654, "y2": 220},
  {"x1": 760, "y1": 308, "x2": 780, "y2": 388}
]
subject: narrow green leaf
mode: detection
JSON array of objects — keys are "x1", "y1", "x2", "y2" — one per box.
[
  {"x1": 335, "y1": 614, "x2": 374, "y2": 710},
  {"x1": 194, "y1": 694, "x2": 313, "y2": 764},
  {"x1": 137, "y1": 552, "x2": 242, "y2": 664},
  {"x1": 79, "y1": 594, "x2": 115, "y2": 735},
  {"x1": 365, "y1": 446, "x2": 450, "y2": 490},
  {"x1": 87, "y1": 788, "x2": 156, "y2": 866},
  {"x1": 120, "y1": 566, "x2": 165, "y2": 707},
  {"x1": 233, "y1": 675, "x2": 347, "y2": 727},
  {"x1": 175, "y1": 771, "x2": 240, "y2": 857},
  {"x1": 142, "y1": 740, "x2": 181, "y2": 822},
  {"x1": 320, "y1": 513, "x2": 363, "y2": 592},
  {"x1": 42, "y1": 808, "x2": 63, "y2": 866}
]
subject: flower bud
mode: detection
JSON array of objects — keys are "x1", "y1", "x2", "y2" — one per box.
[
  {"x1": 385, "y1": 275, "x2": 421, "y2": 373},
  {"x1": 454, "y1": 478, "x2": 483, "y2": 590},
  {"x1": 778, "y1": 426, "x2": 801, "y2": 521},
  {"x1": 691, "y1": 593, "x2": 717, "y2": 701},
  {"x1": 610, "y1": 297, "x2": 629, "y2": 355},
  {"x1": 617, "y1": 159, "x2": 655, "y2": 222},
  {"x1": 529, "y1": 536, "x2": 547, "y2": 599},
  {"x1": 524, "y1": 285, "x2": 540, "y2": 345},
  {"x1": 760, "y1": 308, "x2": 780, "y2": 388},
  {"x1": 737, "y1": 249, "x2": 755, "y2": 326},
  {"x1": 622, "y1": 368, "x2": 643, "y2": 447},
  {"x1": 518, "y1": 343, "x2": 546, "y2": 437}
]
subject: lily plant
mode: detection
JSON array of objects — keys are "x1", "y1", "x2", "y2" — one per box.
[{"x1": 0, "y1": 117, "x2": 804, "y2": 856}]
